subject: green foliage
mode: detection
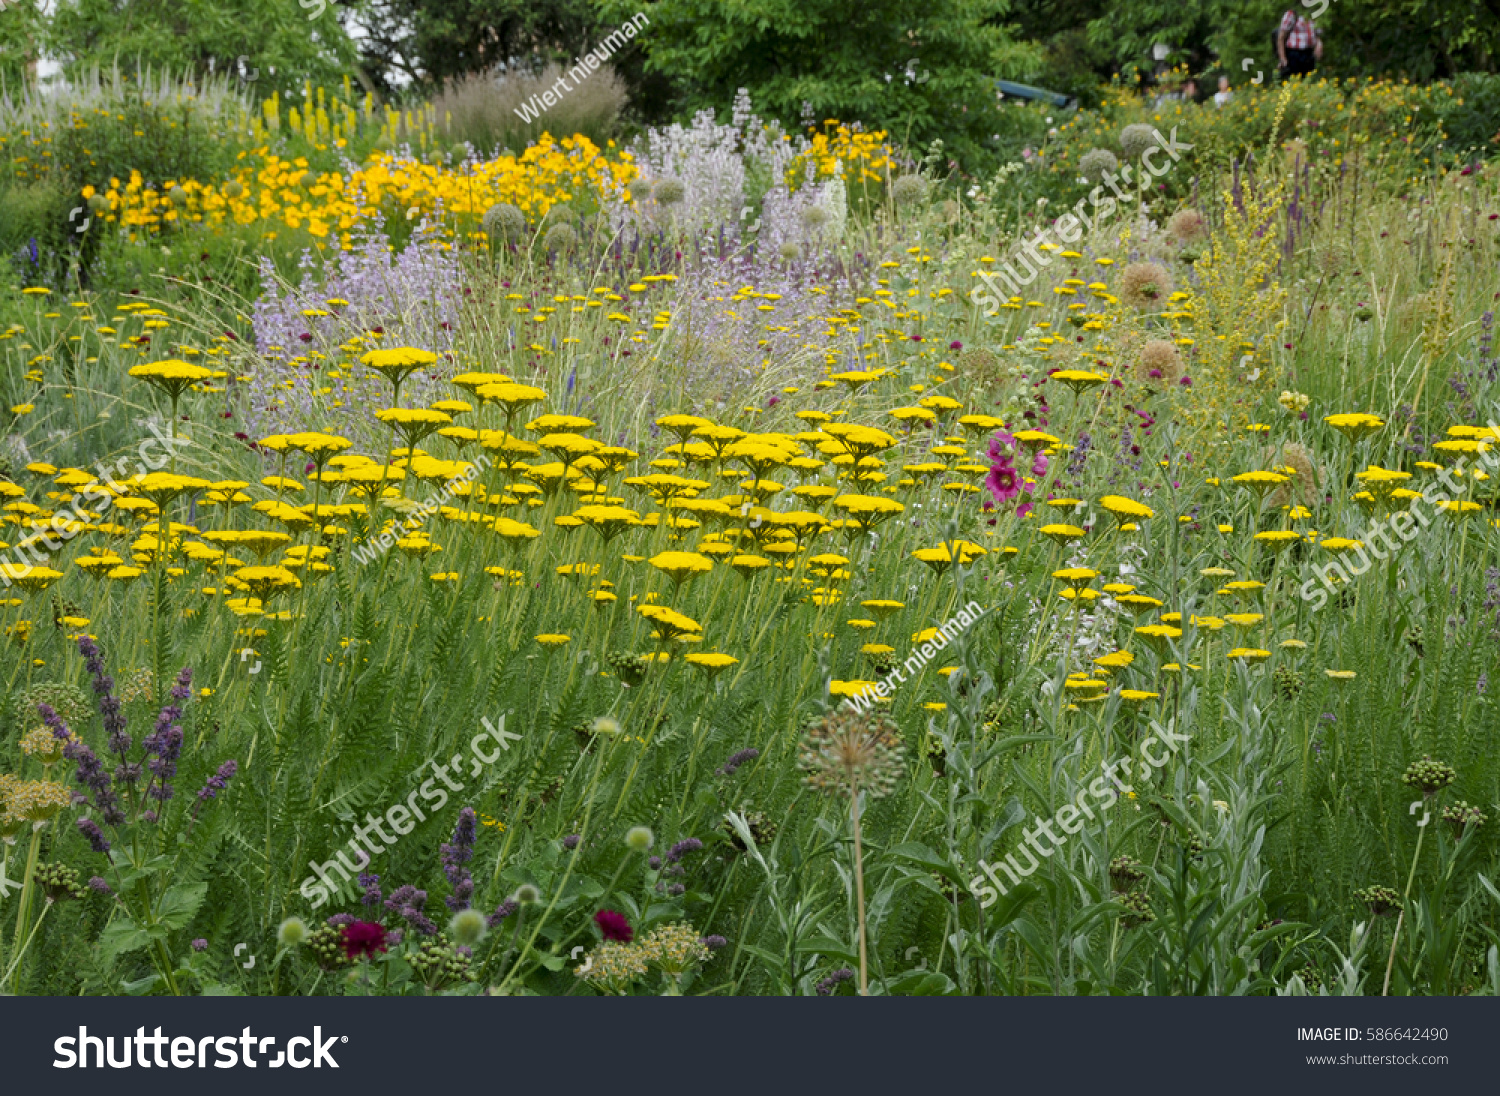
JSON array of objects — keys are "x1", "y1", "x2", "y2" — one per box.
[
  {"x1": 1085, "y1": 0, "x2": 1500, "y2": 86},
  {"x1": 356, "y1": 0, "x2": 601, "y2": 93},
  {"x1": 44, "y1": 0, "x2": 358, "y2": 99},
  {"x1": 599, "y1": 0, "x2": 1019, "y2": 175}
]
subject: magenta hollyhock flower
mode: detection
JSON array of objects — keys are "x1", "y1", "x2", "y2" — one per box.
[
  {"x1": 985, "y1": 463, "x2": 1020, "y2": 504},
  {"x1": 341, "y1": 921, "x2": 388, "y2": 960},
  {"x1": 594, "y1": 909, "x2": 633, "y2": 943},
  {"x1": 985, "y1": 430, "x2": 1022, "y2": 507}
]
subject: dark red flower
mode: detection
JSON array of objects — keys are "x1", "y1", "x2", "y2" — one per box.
[
  {"x1": 594, "y1": 909, "x2": 633, "y2": 942},
  {"x1": 342, "y1": 921, "x2": 388, "y2": 959}
]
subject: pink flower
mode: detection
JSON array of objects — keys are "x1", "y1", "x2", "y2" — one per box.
[
  {"x1": 341, "y1": 921, "x2": 388, "y2": 960},
  {"x1": 595, "y1": 909, "x2": 633, "y2": 943}
]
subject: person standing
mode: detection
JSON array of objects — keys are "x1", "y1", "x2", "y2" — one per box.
[
  {"x1": 1277, "y1": 9, "x2": 1322, "y2": 79},
  {"x1": 1214, "y1": 75, "x2": 1233, "y2": 107}
]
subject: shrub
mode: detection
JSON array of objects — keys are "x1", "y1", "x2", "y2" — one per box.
[
  {"x1": 0, "y1": 181, "x2": 100, "y2": 287},
  {"x1": 1439, "y1": 73, "x2": 1500, "y2": 155}
]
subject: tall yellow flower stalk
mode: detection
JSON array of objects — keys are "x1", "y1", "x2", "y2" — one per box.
[{"x1": 1183, "y1": 86, "x2": 1295, "y2": 444}]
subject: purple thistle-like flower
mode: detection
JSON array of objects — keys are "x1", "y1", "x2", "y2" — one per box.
[
  {"x1": 326, "y1": 912, "x2": 356, "y2": 927},
  {"x1": 700, "y1": 934, "x2": 728, "y2": 951},
  {"x1": 114, "y1": 761, "x2": 142, "y2": 786},
  {"x1": 196, "y1": 760, "x2": 238, "y2": 803},
  {"x1": 77, "y1": 817, "x2": 111, "y2": 854},
  {"x1": 487, "y1": 899, "x2": 519, "y2": 928},
  {"x1": 53, "y1": 711, "x2": 122, "y2": 825},
  {"x1": 38, "y1": 702, "x2": 72, "y2": 743},
  {"x1": 816, "y1": 968, "x2": 855, "y2": 996},
  {"x1": 358, "y1": 873, "x2": 382, "y2": 907},
  {"x1": 718, "y1": 747, "x2": 759, "y2": 776},
  {"x1": 648, "y1": 856, "x2": 662, "y2": 870},
  {"x1": 78, "y1": 636, "x2": 130, "y2": 756},
  {"x1": 561, "y1": 834, "x2": 579, "y2": 850},
  {"x1": 385, "y1": 884, "x2": 438, "y2": 935},
  {"x1": 87, "y1": 876, "x2": 112, "y2": 895},
  {"x1": 440, "y1": 807, "x2": 477, "y2": 911},
  {"x1": 191, "y1": 938, "x2": 208, "y2": 952},
  {"x1": 665, "y1": 837, "x2": 703, "y2": 864},
  {"x1": 143, "y1": 668, "x2": 190, "y2": 802}
]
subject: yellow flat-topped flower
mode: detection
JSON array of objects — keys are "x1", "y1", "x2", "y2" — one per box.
[
  {"x1": 361, "y1": 347, "x2": 438, "y2": 389},
  {"x1": 1051, "y1": 567, "x2": 1098, "y2": 593},
  {"x1": 475, "y1": 382, "x2": 546, "y2": 417},
  {"x1": 649, "y1": 551, "x2": 713, "y2": 586},
  {"x1": 1011, "y1": 430, "x2": 1060, "y2": 453},
  {"x1": 230, "y1": 565, "x2": 301, "y2": 601},
  {"x1": 527, "y1": 413, "x2": 595, "y2": 434},
  {"x1": 637, "y1": 604, "x2": 702, "y2": 642},
  {"x1": 450, "y1": 371, "x2": 511, "y2": 394},
  {"x1": 1324, "y1": 412, "x2": 1384, "y2": 442},
  {"x1": 1048, "y1": 369, "x2": 1109, "y2": 394},
  {"x1": 1039, "y1": 523, "x2": 1086, "y2": 545},
  {"x1": 686, "y1": 652, "x2": 738, "y2": 676},
  {"x1": 129, "y1": 358, "x2": 213, "y2": 394},
  {"x1": 1099, "y1": 494, "x2": 1153, "y2": 524},
  {"x1": 1227, "y1": 647, "x2": 1270, "y2": 663}
]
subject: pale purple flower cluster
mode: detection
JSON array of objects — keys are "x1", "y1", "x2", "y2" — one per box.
[
  {"x1": 143, "y1": 668, "x2": 191, "y2": 802},
  {"x1": 718, "y1": 747, "x2": 759, "y2": 776},
  {"x1": 195, "y1": 760, "x2": 238, "y2": 804},
  {"x1": 440, "y1": 807, "x2": 477, "y2": 910},
  {"x1": 385, "y1": 884, "x2": 438, "y2": 936},
  {"x1": 39, "y1": 701, "x2": 122, "y2": 827},
  {"x1": 242, "y1": 220, "x2": 467, "y2": 444},
  {"x1": 487, "y1": 899, "x2": 519, "y2": 928}
]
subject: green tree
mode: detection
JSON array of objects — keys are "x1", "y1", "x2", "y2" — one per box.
[
  {"x1": 1086, "y1": 0, "x2": 1499, "y2": 86},
  {"x1": 597, "y1": 0, "x2": 1024, "y2": 174},
  {"x1": 44, "y1": 0, "x2": 359, "y2": 96},
  {"x1": 0, "y1": 0, "x2": 46, "y2": 88},
  {"x1": 355, "y1": 0, "x2": 602, "y2": 92}
]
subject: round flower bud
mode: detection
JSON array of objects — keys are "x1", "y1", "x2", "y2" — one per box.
[
  {"x1": 277, "y1": 916, "x2": 309, "y2": 947},
  {"x1": 1078, "y1": 148, "x2": 1119, "y2": 185},
  {"x1": 625, "y1": 825, "x2": 654, "y2": 852},
  {"x1": 1119, "y1": 123, "x2": 1156, "y2": 160},
  {"x1": 482, "y1": 202, "x2": 526, "y2": 243},
  {"x1": 449, "y1": 908, "x2": 487, "y2": 946},
  {"x1": 512, "y1": 883, "x2": 542, "y2": 906},
  {"x1": 651, "y1": 177, "x2": 686, "y2": 206},
  {"x1": 890, "y1": 175, "x2": 928, "y2": 207},
  {"x1": 543, "y1": 221, "x2": 579, "y2": 253}
]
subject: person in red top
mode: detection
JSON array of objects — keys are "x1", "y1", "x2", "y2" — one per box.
[{"x1": 1277, "y1": 10, "x2": 1323, "y2": 78}]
